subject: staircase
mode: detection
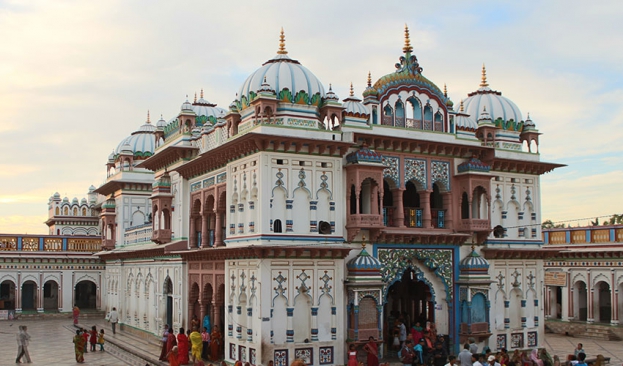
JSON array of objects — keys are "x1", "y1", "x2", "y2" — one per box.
[
  {"x1": 583, "y1": 324, "x2": 622, "y2": 341},
  {"x1": 17, "y1": 309, "x2": 106, "y2": 320}
]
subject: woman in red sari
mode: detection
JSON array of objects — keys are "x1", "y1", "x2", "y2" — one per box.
[
  {"x1": 210, "y1": 325, "x2": 222, "y2": 361},
  {"x1": 363, "y1": 336, "x2": 379, "y2": 366},
  {"x1": 177, "y1": 327, "x2": 190, "y2": 365}
]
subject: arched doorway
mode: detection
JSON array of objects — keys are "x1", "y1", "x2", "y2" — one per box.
[
  {"x1": 75, "y1": 280, "x2": 97, "y2": 309},
  {"x1": 21, "y1": 281, "x2": 37, "y2": 311},
  {"x1": 189, "y1": 282, "x2": 200, "y2": 329},
  {"x1": 384, "y1": 268, "x2": 434, "y2": 348},
  {"x1": 217, "y1": 283, "x2": 226, "y2": 332},
  {"x1": 0, "y1": 280, "x2": 16, "y2": 310},
  {"x1": 43, "y1": 280, "x2": 59, "y2": 311},
  {"x1": 403, "y1": 181, "x2": 421, "y2": 227},
  {"x1": 203, "y1": 283, "x2": 214, "y2": 331},
  {"x1": 594, "y1": 281, "x2": 611, "y2": 323},
  {"x1": 163, "y1": 277, "x2": 173, "y2": 328},
  {"x1": 573, "y1": 281, "x2": 588, "y2": 321}
]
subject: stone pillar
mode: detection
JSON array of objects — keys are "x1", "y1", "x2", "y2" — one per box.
[
  {"x1": 534, "y1": 299, "x2": 539, "y2": 326},
  {"x1": 59, "y1": 272, "x2": 63, "y2": 312},
  {"x1": 310, "y1": 201, "x2": 318, "y2": 233},
  {"x1": 286, "y1": 307, "x2": 294, "y2": 342},
  {"x1": 201, "y1": 212, "x2": 209, "y2": 248},
  {"x1": 331, "y1": 306, "x2": 337, "y2": 340},
  {"x1": 286, "y1": 200, "x2": 293, "y2": 232},
  {"x1": 247, "y1": 306, "x2": 253, "y2": 341},
  {"x1": 611, "y1": 270, "x2": 618, "y2": 325},
  {"x1": 38, "y1": 272, "x2": 43, "y2": 312},
  {"x1": 587, "y1": 270, "x2": 594, "y2": 323},
  {"x1": 421, "y1": 190, "x2": 432, "y2": 228},
  {"x1": 441, "y1": 192, "x2": 453, "y2": 230},
  {"x1": 189, "y1": 216, "x2": 197, "y2": 249},
  {"x1": 568, "y1": 282, "x2": 575, "y2": 321},
  {"x1": 504, "y1": 300, "x2": 510, "y2": 329},
  {"x1": 212, "y1": 301, "x2": 219, "y2": 332},
  {"x1": 371, "y1": 185, "x2": 379, "y2": 215},
  {"x1": 521, "y1": 300, "x2": 527, "y2": 328},
  {"x1": 214, "y1": 211, "x2": 223, "y2": 247},
  {"x1": 392, "y1": 188, "x2": 405, "y2": 227},
  {"x1": 227, "y1": 305, "x2": 233, "y2": 337},
  {"x1": 311, "y1": 307, "x2": 318, "y2": 341}
]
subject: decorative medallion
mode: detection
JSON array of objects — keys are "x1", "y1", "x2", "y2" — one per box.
[
  {"x1": 274, "y1": 349, "x2": 288, "y2": 366},
  {"x1": 431, "y1": 161, "x2": 450, "y2": 191},
  {"x1": 319, "y1": 346, "x2": 333, "y2": 365},
  {"x1": 381, "y1": 156, "x2": 400, "y2": 187},
  {"x1": 510, "y1": 333, "x2": 524, "y2": 349},
  {"x1": 295, "y1": 348, "x2": 313, "y2": 365},
  {"x1": 405, "y1": 158, "x2": 427, "y2": 189},
  {"x1": 527, "y1": 331, "x2": 537, "y2": 347},
  {"x1": 496, "y1": 334, "x2": 507, "y2": 350}
]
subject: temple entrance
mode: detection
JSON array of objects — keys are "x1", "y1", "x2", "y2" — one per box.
[
  {"x1": 22, "y1": 281, "x2": 37, "y2": 310},
  {"x1": 384, "y1": 268, "x2": 434, "y2": 342},
  {"x1": 0, "y1": 280, "x2": 16, "y2": 310},
  {"x1": 75, "y1": 280, "x2": 97, "y2": 309},
  {"x1": 43, "y1": 280, "x2": 59, "y2": 311},
  {"x1": 164, "y1": 277, "x2": 173, "y2": 328}
]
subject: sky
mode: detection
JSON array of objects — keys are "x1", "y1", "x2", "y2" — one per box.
[{"x1": 0, "y1": 0, "x2": 622, "y2": 234}]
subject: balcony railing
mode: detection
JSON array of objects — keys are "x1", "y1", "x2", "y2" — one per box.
[
  {"x1": 0, "y1": 235, "x2": 101, "y2": 252},
  {"x1": 458, "y1": 219, "x2": 490, "y2": 232}
]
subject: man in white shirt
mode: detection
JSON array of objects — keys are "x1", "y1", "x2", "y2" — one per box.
[
  {"x1": 109, "y1": 307, "x2": 119, "y2": 334},
  {"x1": 445, "y1": 355, "x2": 458, "y2": 366},
  {"x1": 459, "y1": 343, "x2": 473, "y2": 366},
  {"x1": 487, "y1": 355, "x2": 501, "y2": 366},
  {"x1": 398, "y1": 320, "x2": 407, "y2": 347},
  {"x1": 472, "y1": 353, "x2": 483, "y2": 366}
]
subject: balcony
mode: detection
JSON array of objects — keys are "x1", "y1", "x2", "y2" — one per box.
[
  {"x1": 151, "y1": 229, "x2": 172, "y2": 244},
  {"x1": 459, "y1": 322, "x2": 491, "y2": 343},
  {"x1": 458, "y1": 219, "x2": 490, "y2": 232},
  {"x1": 0, "y1": 235, "x2": 101, "y2": 253},
  {"x1": 347, "y1": 214, "x2": 384, "y2": 228}
]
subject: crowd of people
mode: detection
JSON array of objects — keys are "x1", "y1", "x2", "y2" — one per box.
[
  {"x1": 72, "y1": 325, "x2": 105, "y2": 363},
  {"x1": 158, "y1": 315, "x2": 223, "y2": 366}
]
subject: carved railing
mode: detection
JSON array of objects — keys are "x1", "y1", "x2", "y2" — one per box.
[
  {"x1": 458, "y1": 219, "x2": 490, "y2": 232},
  {"x1": 124, "y1": 223, "x2": 153, "y2": 244},
  {"x1": 347, "y1": 214, "x2": 383, "y2": 227}
]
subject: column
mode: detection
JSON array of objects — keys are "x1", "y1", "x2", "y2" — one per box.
[
  {"x1": 534, "y1": 299, "x2": 539, "y2": 326},
  {"x1": 331, "y1": 306, "x2": 337, "y2": 340},
  {"x1": 504, "y1": 300, "x2": 510, "y2": 329},
  {"x1": 16, "y1": 271, "x2": 22, "y2": 312},
  {"x1": 466, "y1": 300, "x2": 473, "y2": 333},
  {"x1": 236, "y1": 306, "x2": 242, "y2": 339},
  {"x1": 38, "y1": 272, "x2": 43, "y2": 312},
  {"x1": 441, "y1": 192, "x2": 453, "y2": 230},
  {"x1": 354, "y1": 305, "x2": 360, "y2": 341},
  {"x1": 285, "y1": 200, "x2": 293, "y2": 232},
  {"x1": 190, "y1": 216, "x2": 197, "y2": 249},
  {"x1": 421, "y1": 190, "x2": 432, "y2": 228},
  {"x1": 610, "y1": 269, "x2": 619, "y2": 325},
  {"x1": 310, "y1": 201, "x2": 318, "y2": 232},
  {"x1": 392, "y1": 189, "x2": 405, "y2": 227},
  {"x1": 376, "y1": 305, "x2": 383, "y2": 341},
  {"x1": 485, "y1": 300, "x2": 491, "y2": 332},
  {"x1": 311, "y1": 307, "x2": 318, "y2": 341},
  {"x1": 587, "y1": 270, "x2": 594, "y2": 323},
  {"x1": 521, "y1": 300, "x2": 527, "y2": 328},
  {"x1": 212, "y1": 301, "x2": 220, "y2": 332},
  {"x1": 286, "y1": 307, "x2": 294, "y2": 342},
  {"x1": 568, "y1": 283, "x2": 575, "y2": 321},
  {"x1": 201, "y1": 212, "x2": 209, "y2": 248},
  {"x1": 227, "y1": 305, "x2": 233, "y2": 337},
  {"x1": 59, "y1": 272, "x2": 63, "y2": 312},
  {"x1": 247, "y1": 306, "x2": 253, "y2": 341},
  {"x1": 371, "y1": 186, "x2": 379, "y2": 215},
  {"x1": 214, "y1": 211, "x2": 223, "y2": 247}
]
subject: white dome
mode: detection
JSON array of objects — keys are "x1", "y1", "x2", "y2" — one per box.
[
  {"x1": 463, "y1": 67, "x2": 522, "y2": 123},
  {"x1": 455, "y1": 114, "x2": 477, "y2": 130},
  {"x1": 192, "y1": 104, "x2": 227, "y2": 121},
  {"x1": 114, "y1": 122, "x2": 156, "y2": 157},
  {"x1": 342, "y1": 85, "x2": 368, "y2": 117}
]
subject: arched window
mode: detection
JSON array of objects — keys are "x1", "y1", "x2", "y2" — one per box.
[
  {"x1": 350, "y1": 184, "x2": 357, "y2": 214},
  {"x1": 395, "y1": 100, "x2": 405, "y2": 127},
  {"x1": 273, "y1": 219, "x2": 283, "y2": 233},
  {"x1": 461, "y1": 192, "x2": 469, "y2": 219}
]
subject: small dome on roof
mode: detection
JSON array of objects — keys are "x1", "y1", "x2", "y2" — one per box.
[
  {"x1": 324, "y1": 85, "x2": 339, "y2": 102},
  {"x1": 347, "y1": 246, "x2": 382, "y2": 281},
  {"x1": 478, "y1": 106, "x2": 494, "y2": 126},
  {"x1": 63, "y1": 197, "x2": 69, "y2": 203},
  {"x1": 524, "y1": 113, "x2": 537, "y2": 131},
  {"x1": 119, "y1": 141, "x2": 133, "y2": 155},
  {"x1": 88, "y1": 185, "x2": 96, "y2": 192},
  {"x1": 113, "y1": 116, "x2": 157, "y2": 158},
  {"x1": 342, "y1": 84, "x2": 369, "y2": 118},
  {"x1": 181, "y1": 98, "x2": 194, "y2": 112},
  {"x1": 53, "y1": 192, "x2": 61, "y2": 199},
  {"x1": 346, "y1": 144, "x2": 383, "y2": 165},
  {"x1": 72, "y1": 197, "x2": 79, "y2": 205},
  {"x1": 157, "y1": 115, "x2": 167, "y2": 128},
  {"x1": 459, "y1": 248, "x2": 490, "y2": 271},
  {"x1": 80, "y1": 198, "x2": 87, "y2": 205},
  {"x1": 107, "y1": 151, "x2": 115, "y2": 163}
]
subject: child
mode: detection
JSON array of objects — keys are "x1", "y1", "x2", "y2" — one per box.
[
  {"x1": 81, "y1": 328, "x2": 90, "y2": 353},
  {"x1": 90, "y1": 326, "x2": 98, "y2": 352},
  {"x1": 98, "y1": 329, "x2": 105, "y2": 351}
]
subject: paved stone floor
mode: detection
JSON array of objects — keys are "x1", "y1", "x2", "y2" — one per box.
[
  {"x1": 543, "y1": 333, "x2": 623, "y2": 365},
  {"x1": 0, "y1": 318, "x2": 153, "y2": 366},
  {"x1": 2, "y1": 318, "x2": 623, "y2": 366}
]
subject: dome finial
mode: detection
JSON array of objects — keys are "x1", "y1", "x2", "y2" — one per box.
[
  {"x1": 194, "y1": 92, "x2": 197, "y2": 103},
  {"x1": 277, "y1": 27, "x2": 288, "y2": 55},
  {"x1": 349, "y1": 82, "x2": 354, "y2": 97},
  {"x1": 200, "y1": 88, "x2": 204, "y2": 99},
  {"x1": 367, "y1": 71, "x2": 372, "y2": 87},
  {"x1": 480, "y1": 63, "x2": 489, "y2": 88},
  {"x1": 443, "y1": 83, "x2": 448, "y2": 98},
  {"x1": 459, "y1": 99, "x2": 464, "y2": 112},
  {"x1": 147, "y1": 110, "x2": 151, "y2": 123},
  {"x1": 403, "y1": 24, "x2": 413, "y2": 54},
  {"x1": 361, "y1": 234, "x2": 366, "y2": 250}
]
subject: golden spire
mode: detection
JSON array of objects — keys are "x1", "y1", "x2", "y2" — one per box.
[
  {"x1": 200, "y1": 88, "x2": 204, "y2": 99},
  {"x1": 459, "y1": 99, "x2": 464, "y2": 112},
  {"x1": 147, "y1": 110, "x2": 150, "y2": 123},
  {"x1": 361, "y1": 234, "x2": 366, "y2": 250},
  {"x1": 443, "y1": 83, "x2": 448, "y2": 98},
  {"x1": 403, "y1": 24, "x2": 413, "y2": 54},
  {"x1": 480, "y1": 63, "x2": 489, "y2": 88},
  {"x1": 277, "y1": 27, "x2": 288, "y2": 55},
  {"x1": 194, "y1": 92, "x2": 197, "y2": 103},
  {"x1": 349, "y1": 82, "x2": 354, "y2": 97},
  {"x1": 367, "y1": 71, "x2": 372, "y2": 87}
]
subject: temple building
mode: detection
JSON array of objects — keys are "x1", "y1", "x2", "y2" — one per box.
[
  {"x1": 0, "y1": 25, "x2": 564, "y2": 365},
  {"x1": 543, "y1": 224, "x2": 623, "y2": 340}
]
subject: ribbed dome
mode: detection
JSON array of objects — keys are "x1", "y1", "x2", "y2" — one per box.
[
  {"x1": 459, "y1": 249, "x2": 490, "y2": 270},
  {"x1": 347, "y1": 247, "x2": 382, "y2": 279},
  {"x1": 237, "y1": 30, "x2": 325, "y2": 108},
  {"x1": 114, "y1": 121, "x2": 157, "y2": 158},
  {"x1": 80, "y1": 198, "x2": 87, "y2": 205},
  {"x1": 346, "y1": 144, "x2": 383, "y2": 165},
  {"x1": 72, "y1": 197, "x2": 79, "y2": 205},
  {"x1": 53, "y1": 192, "x2": 61, "y2": 199},
  {"x1": 342, "y1": 84, "x2": 369, "y2": 118},
  {"x1": 181, "y1": 99, "x2": 194, "y2": 112},
  {"x1": 192, "y1": 103, "x2": 227, "y2": 123},
  {"x1": 463, "y1": 66, "x2": 522, "y2": 125},
  {"x1": 455, "y1": 114, "x2": 477, "y2": 130}
]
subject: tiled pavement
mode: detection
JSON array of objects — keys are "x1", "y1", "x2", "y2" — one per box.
[{"x1": 2, "y1": 317, "x2": 623, "y2": 366}]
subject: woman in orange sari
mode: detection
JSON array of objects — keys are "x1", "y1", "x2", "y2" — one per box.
[
  {"x1": 210, "y1": 325, "x2": 222, "y2": 361},
  {"x1": 73, "y1": 304, "x2": 80, "y2": 325}
]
